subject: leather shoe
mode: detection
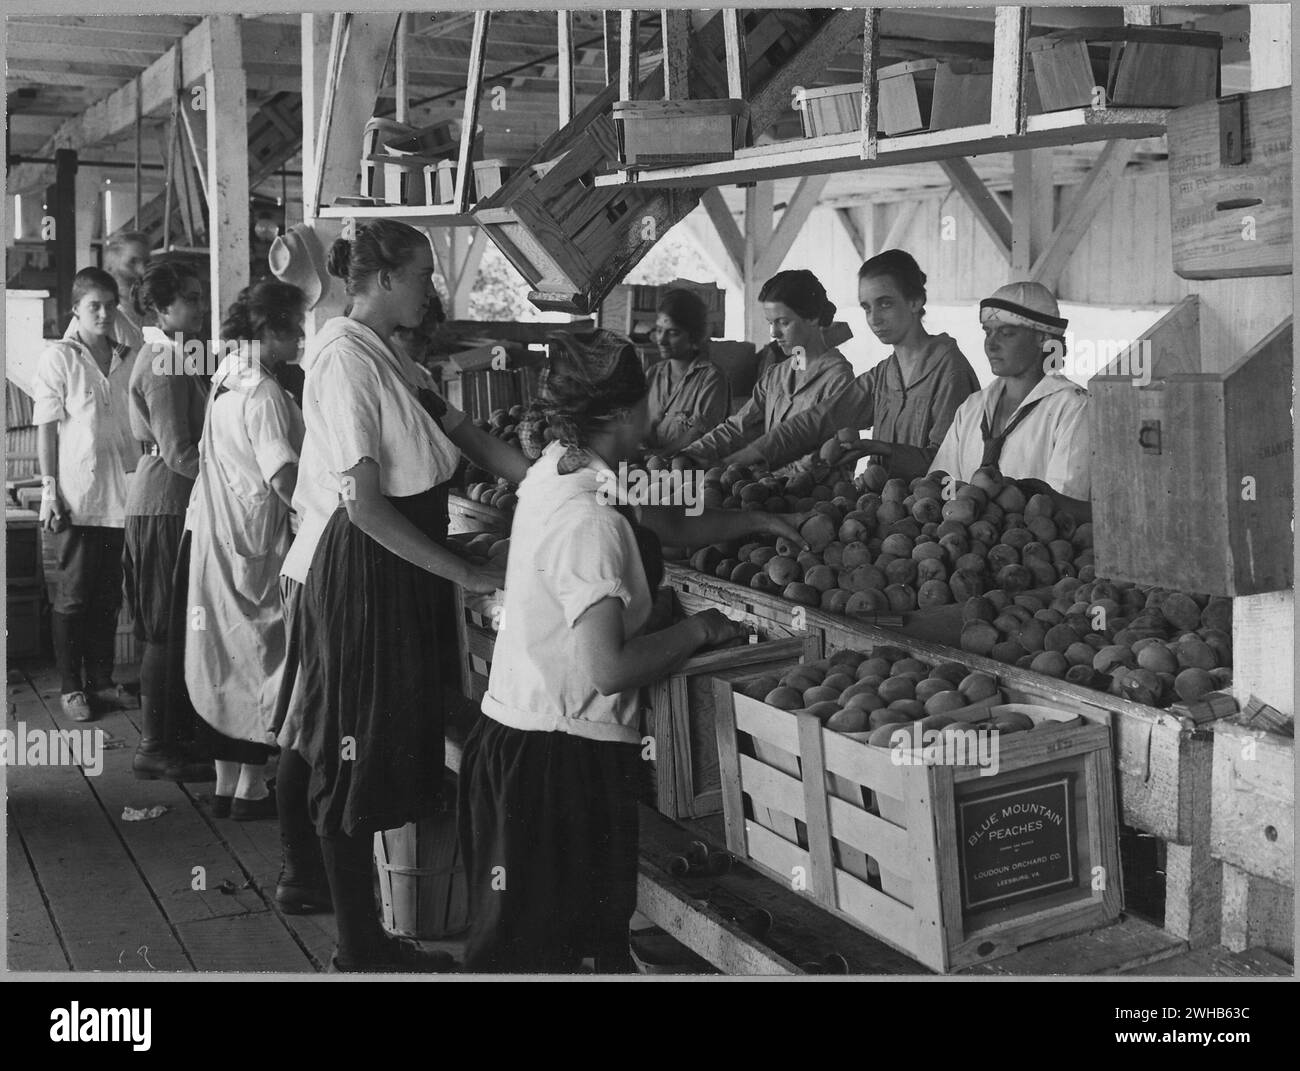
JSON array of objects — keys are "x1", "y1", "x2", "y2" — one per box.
[
  {"x1": 133, "y1": 747, "x2": 216, "y2": 782},
  {"x1": 88, "y1": 683, "x2": 139, "y2": 712},
  {"x1": 231, "y1": 794, "x2": 278, "y2": 821}
]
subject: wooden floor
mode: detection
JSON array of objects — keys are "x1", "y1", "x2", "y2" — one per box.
[
  {"x1": 6, "y1": 664, "x2": 342, "y2": 973},
  {"x1": 7, "y1": 661, "x2": 1292, "y2": 978}
]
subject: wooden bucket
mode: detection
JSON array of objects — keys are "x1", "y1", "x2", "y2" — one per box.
[{"x1": 374, "y1": 809, "x2": 470, "y2": 940}]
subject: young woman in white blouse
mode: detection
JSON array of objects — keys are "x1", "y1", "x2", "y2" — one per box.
[
  {"x1": 459, "y1": 330, "x2": 808, "y2": 973},
  {"x1": 276, "y1": 219, "x2": 527, "y2": 971}
]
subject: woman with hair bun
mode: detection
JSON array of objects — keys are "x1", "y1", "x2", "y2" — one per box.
[
  {"x1": 275, "y1": 218, "x2": 528, "y2": 971},
  {"x1": 124, "y1": 260, "x2": 215, "y2": 783},
  {"x1": 679, "y1": 268, "x2": 853, "y2": 474},
  {"x1": 643, "y1": 288, "x2": 729, "y2": 454},
  {"x1": 729, "y1": 250, "x2": 978, "y2": 478},
  {"x1": 183, "y1": 281, "x2": 308, "y2": 825},
  {"x1": 458, "y1": 329, "x2": 808, "y2": 972}
]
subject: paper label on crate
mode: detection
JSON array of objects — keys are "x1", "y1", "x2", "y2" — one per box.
[{"x1": 956, "y1": 774, "x2": 1077, "y2": 913}]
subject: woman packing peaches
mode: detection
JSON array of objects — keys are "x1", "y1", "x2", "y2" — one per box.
[
  {"x1": 727, "y1": 250, "x2": 979, "y2": 480},
  {"x1": 676, "y1": 268, "x2": 853, "y2": 475},
  {"x1": 642, "y1": 288, "x2": 730, "y2": 455},
  {"x1": 458, "y1": 329, "x2": 809, "y2": 972}
]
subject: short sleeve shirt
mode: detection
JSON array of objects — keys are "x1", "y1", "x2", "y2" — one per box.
[
  {"x1": 480, "y1": 442, "x2": 653, "y2": 744},
  {"x1": 281, "y1": 318, "x2": 466, "y2": 583},
  {"x1": 30, "y1": 325, "x2": 137, "y2": 528}
]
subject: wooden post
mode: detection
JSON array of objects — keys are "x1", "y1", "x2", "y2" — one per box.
[
  {"x1": 721, "y1": 10, "x2": 748, "y2": 101},
  {"x1": 662, "y1": 9, "x2": 692, "y2": 100},
  {"x1": 991, "y1": 7, "x2": 1028, "y2": 136},
  {"x1": 619, "y1": 12, "x2": 639, "y2": 103},
  {"x1": 452, "y1": 12, "x2": 489, "y2": 211},
  {"x1": 1010, "y1": 149, "x2": 1054, "y2": 278},
  {"x1": 557, "y1": 11, "x2": 575, "y2": 126},
  {"x1": 53, "y1": 149, "x2": 78, "y2": 323},
  {"x1": 205, "y1": 14, "x2": 249, "y2": 345},
  {"x1": 395, "y1": 13, "x2": 409, "y2": 124},
  {"x1": 743, "y1": 182, "x2": 774, "y2": 345},
  {"x1": 74, "y1": 165, "x2": 100, "y2": 275},
  {"x1": 860, "y1": 8, "x2": 880, "y2": 161},
  {"x1": 301, "y1": 13, "x2": 332, "y2": 221},
  {"x1": 602, "y1": 11, "x2": 619, "y2": 87}
]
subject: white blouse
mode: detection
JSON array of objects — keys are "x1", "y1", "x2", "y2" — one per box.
[{"x1": 281, "y1": 317, "x2": 465, "y2": 583}]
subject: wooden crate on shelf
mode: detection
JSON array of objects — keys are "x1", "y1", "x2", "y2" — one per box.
[
  {"x1": 645, "y1": 636, "x2": 810, "y2": 819},
  {"x1": 712, "y1": 652, "x2": 1123, "y2": 973},
  {"x1": 614, "y1": 98, "x2": 749, "y2": 166},
  {"x1": 798, "y1": 83, "x2": 861, "y2": 138},
  {"x1": 1027, "y1": 26, "x2": 1220, "y2": 111},
  {"x1": 1090, "y1": 298, "x2": 1293, "y2": 597},
  {"x1": 1167, "y1": 87, "x2": 1292, "y2": 280},
  {"x1": 877, "y1": 60, "x2": 937, "y2": 136},
  {"x1": 929, "y1": 60, "x2": 996, "y2": 132},
  {"x1": 1210, "y1": 719, "x2": 1294, "y2": 958}
]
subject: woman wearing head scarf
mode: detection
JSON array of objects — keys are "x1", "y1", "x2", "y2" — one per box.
[
  {"x1": 643, "y1": 288, "x2": 729, "y2": 455},
  {"x1": 275, "y1": 219, "x2": 529, "y2": 970},
  {"x1": 679, "y1": 268, "x2": 853, "y2": 474},
  {"x1": 458, "y1": 329, "x2": 808, "y2": 973}
]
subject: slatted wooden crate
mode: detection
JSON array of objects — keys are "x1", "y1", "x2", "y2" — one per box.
[
  {"x1": 798, "y1": 83, "x2": 862, "y2": 138},
  {"x1": 452, "y1": 586, "x2": 500, "y2": 704},
  {"x1": 1167, "y1": 87, "x2": 1292, "y2": 280},
  {"x1": 447, "y1": 493, "x2": 510, "y2": 538},
  {"x1": 1210, "y1": 720, "x2": 1293, "y2": 958},
  {"x1": 473, "y1": 82, "x2": 703, "y2": 314},
  {"x1": 1027, "y1": 26, "x2": 1220, "y2": 111},
  {"x1": 877, "y1": 60, "x2": 937, "y2": 136},
  {"x1": 646, "y1": 637, "x2": 810, "y2": 819},
  {"x1": 1090, "y1": 299, "x2": 1293, "y2": 596},
  {"x1": 614, "y1": 99, "x2": 749, "y2": 166},
  {"x1": 712, "y1": 650, "x2": 1123, "y2": 972}
]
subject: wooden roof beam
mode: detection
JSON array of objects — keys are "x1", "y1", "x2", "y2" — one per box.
[
  {"x1": 8, "y1": 17, "x2": 219, "y2": 197},
  {"x1": 938, "y1": 156, "x2": 1012, "y2": 261}
]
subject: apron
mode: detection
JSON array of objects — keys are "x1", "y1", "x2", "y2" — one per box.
[{"x1": 185, "y1": 366, "x2": 300, "y2": 746}]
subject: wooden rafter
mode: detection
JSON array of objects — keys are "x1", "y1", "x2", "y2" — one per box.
[
  {"x1": 939, "y1": 157, "x2": 1012, "y2": 260},
  {"x1": 721, "y1": 10, "x2": 748, "y2": 101},
  {"x1": 1031, "y1": 140, "x2": 1137, "y2": 288},
  {"x1": 759, "y1": 175, "x2": 832, "y2": 280},
  {"x1": 699, "y1": 188, "x2": 745, "y2": 279},
  {"x1": 835, "y1": 207, "x2": 866, "y2": 260}
]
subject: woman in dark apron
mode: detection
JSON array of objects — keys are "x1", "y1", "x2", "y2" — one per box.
[{"x1": 278, "y1": 219, "x2": 528, "y2": 971}]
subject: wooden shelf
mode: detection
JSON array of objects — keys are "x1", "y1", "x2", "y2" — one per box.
[
  {"x1": 315, "y1": 203, "x2": 479, "y2": 227},
  {"x1": 594, "y1": 109, "x2": 1171, "y2": 189}
]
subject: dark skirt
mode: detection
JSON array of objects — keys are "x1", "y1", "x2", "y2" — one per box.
[
  {"x1": 290, "y1": 486, "x2": 459, "y2": 837},
  {"x1": 457, "y1": 716, "x2": 641, "y2": 973},
  {"x1": 168, "y1": 531, "x2": 275, "y2": 765},
  {"x1": 123, "y1": 514, "x2": 185, "y2": 643}
]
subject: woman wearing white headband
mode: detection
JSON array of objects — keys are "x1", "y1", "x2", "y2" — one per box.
[{"x1": 929, "y1": 281, "x2": 1091, "y2": 520}]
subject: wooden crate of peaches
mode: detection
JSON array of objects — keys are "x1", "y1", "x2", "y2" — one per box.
[{"x1": 665, "y1": 446, "x2": 1094, "y2": 623}]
